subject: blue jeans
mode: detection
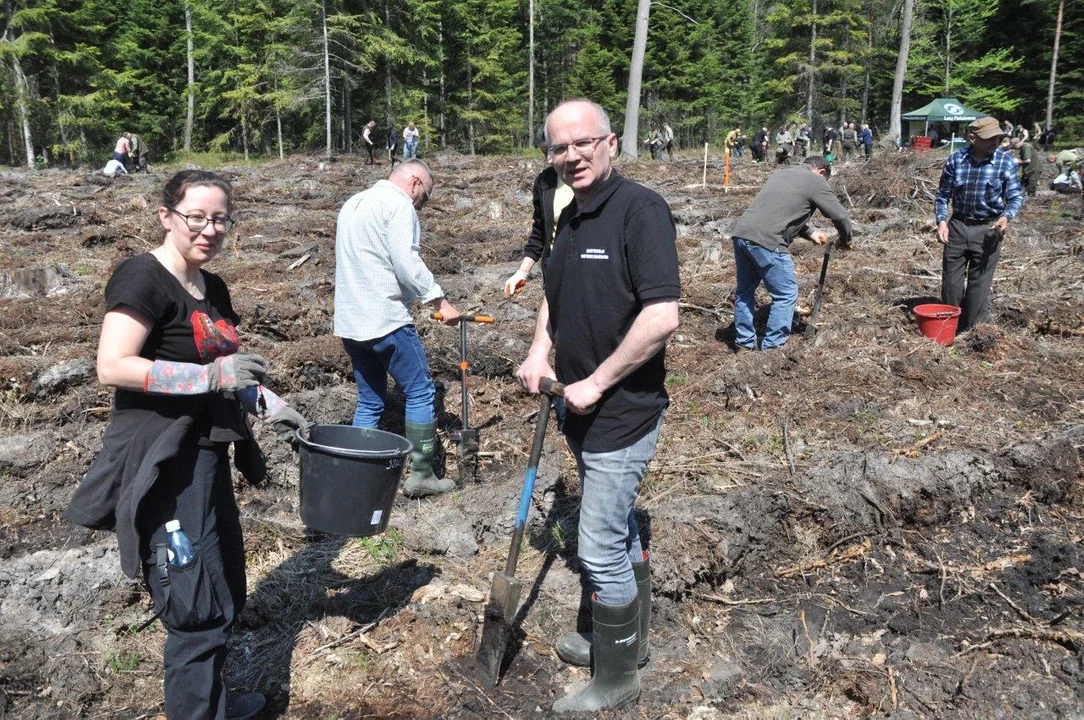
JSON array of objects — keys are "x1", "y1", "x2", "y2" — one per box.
[
  {"x1": 733, "y1": 237, "x2": 799, "y2": 349},
  {"x1": 566, "y1": 418, "x2": 661, "y2": 606},
  {"x1": 341, "y1": 325, "x2": 435, "y2": 428},
  {"x1": 403, "y1": 140, "x2": 418, "y2": 160}
]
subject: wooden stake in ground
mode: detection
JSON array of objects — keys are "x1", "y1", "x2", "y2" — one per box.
[
  {"x1": 702, "y1": 142, "x2": 709, "y2": 188},
  {"x1": 724, "y1": 147, "x2": 731, "y2": 193}
]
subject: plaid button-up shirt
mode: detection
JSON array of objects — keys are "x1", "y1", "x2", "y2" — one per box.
[
  {"x1": 333, "y1": 180, "x2": 443, "y2": 342},
  {"x1": 934, "y1": 146, "x2": 1024, "y2": 223}
]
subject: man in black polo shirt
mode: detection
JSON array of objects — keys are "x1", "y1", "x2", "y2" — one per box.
[{"x1": 517, "y1": 99, "x2": 680, "y2": 713}]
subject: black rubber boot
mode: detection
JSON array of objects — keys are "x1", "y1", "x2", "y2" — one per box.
[
  {"x1": 402, "y1": 420, "x2": 454, "y2": 498},
  {"x1": 556, "y1": 552, "x2": 651, "y2": 668},
  {"x1": 552, "y1": 594, "x2": 640, "y2": 713}
]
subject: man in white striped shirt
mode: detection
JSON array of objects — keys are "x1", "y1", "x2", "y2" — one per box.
[{"x1": 334, "y1": 160, "x2": 461, "y2": 497}]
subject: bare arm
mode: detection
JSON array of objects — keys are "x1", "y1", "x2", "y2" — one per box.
[
  {"x1": 563, "y1": 298, "x2": 679, "y2": 414},
  {"x1": 96, "y1": 308, "x2": 154, "y2": 391}
]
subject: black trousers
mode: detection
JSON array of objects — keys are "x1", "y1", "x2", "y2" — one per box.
[
  {"x1": 140, "y1": 443, "x2": 246, "y2": 720},
  {"x1": 941, "y1": 217, "x2": 1003, "y2": 331}
]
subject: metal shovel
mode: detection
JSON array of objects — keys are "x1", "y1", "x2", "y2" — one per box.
[
  {"x1": 432, "y1": 312, "x2": 493, "y2": 481},
  {"x1": 476, "y1": 377, "x2": 564, "y2": 688}
]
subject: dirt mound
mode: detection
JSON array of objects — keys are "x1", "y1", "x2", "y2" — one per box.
[{"x1": 0, "y1": 153, "x2": 1081, "y2": 718}]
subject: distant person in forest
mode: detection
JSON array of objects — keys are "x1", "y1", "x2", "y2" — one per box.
[
  {"x1": 644, "y1": 127, "x2": 663, "y2": 160},
  {"x1": 386, "y1": 123, "x2": 399, "y2": 167},
  {"x1": 113, "y1": 132, "x2": 132, "y2": 169},
  {"x1": 823, "y1": 124, "x2": 838, "y2": 160},
  {"x1": 129, "y1": 133, "x2": 149, "y2": 173},
  {"x1": 1049, "y1": 168, "x2": 1081, "y2": 194},
  {"x1": 859, "y1": 123, "x2": 874, "y2": 159},
  {"x1": 1002, "y1": 119, "x2": 1015, "y2": 137},
  {"x1": 1014, "y1": 124, "x2": 1029, "y2": 142},
  {"x1": 1011, "y1": 138, "x2": 1037, "y2": 197},
  {"x1": 934, "y1": 117, "x2": 1024, "y2": 332},
  {"x1": 725, "y1": 128, "x2": 741, "y2": 160},
  {"x1": 734, "y1": 129, "x2": 746, "y2": 157},
  {"x1": 751, "y1": 127, "x2": 767, "y2": 163},
  {"x1": 841, "y1": 123, "x2": 858, "y2": 160},
  {"x1": 1042, "y1": 126, "x2": 1056, "y2": 151},
  {"x1": 402, "y1": 122, "x2": 420, "y2": 161},
  {"x1": 362, "y1": 120, "x2": 377, "y2": 165},
  {"x1": 102, "y1": 158, "x2": 127, "y2": 178},
  {"x1": 661, "y1": 122, "x2": 675, "y2": 160},
  {"x1": 730, "y1": 155, "x2": 852, "y2": 351},
  {"x1": 333, "y1": 160, "x2": 462, "y2": 497},
  {"x1": 1049, "y1": 148, "x2": 1083, "y2": 176}
]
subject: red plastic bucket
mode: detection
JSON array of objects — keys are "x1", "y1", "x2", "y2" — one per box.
[{"x1": 913, "y1": 303, "x2": 961, "y2": 346}]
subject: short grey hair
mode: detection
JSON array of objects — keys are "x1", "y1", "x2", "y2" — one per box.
[{"x1": 544, "y1": 99, "x2": 612, "y2": 144}]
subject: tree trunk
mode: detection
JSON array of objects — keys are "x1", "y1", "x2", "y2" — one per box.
[
  {"x1": 861, "y1": 5, "x2": 872, "y2": 124},
  {"x1": 806, "y1": 0, "x2": 816, "y2": 121},
  {"x1": 241, "y1": 113, "x2": 249, "y2": 161},
  {"x1": 322, "y1": 0, "x2": 332, "y2": 159},
  {"x1": 943, "y1": 2, "x2": 952, "y2": 94},
  {"x1": 384, "y1": 0, "x2": 392, "y2": 127},
  {"x1": 528, "y1": 0, "x2": 535, "y2": 140},
  {"x1": 467, "y1": 48, "x2": 475, "y2": 155},
  {"x1": 438, "y1": 18, "x2": 446, "y2": 149},
  {"x1": 184, "y1": 3, "x2": 194, "y2": 151},
  {"x1": 344, "y1": 82, "x2": 353, "y2": 153},
  {"x1": 889, "y1": 0, "x2": 914, "y2": 140},
  {"x1": 1046, "y1": 0, "x2": 1064, "y2": 131},
  {"x1": 621, "y1": 0, "x2": 652, "y2": 159},
  {"x1": 9, "y1": 50, "x2": 35, "y2": 167}
]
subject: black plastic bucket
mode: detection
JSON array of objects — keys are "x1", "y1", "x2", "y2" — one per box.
[{"x1": 296, "y1": 424, "x2": 413, "y2": 537}]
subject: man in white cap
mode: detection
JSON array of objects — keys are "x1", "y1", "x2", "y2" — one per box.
[{"x1": 933, "y1": 116, "x2": 1024, "y2": 331}]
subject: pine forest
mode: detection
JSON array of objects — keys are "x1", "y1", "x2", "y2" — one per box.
[{"x1": 0, "y1": 0, "x2": 1081, "y2": 166}]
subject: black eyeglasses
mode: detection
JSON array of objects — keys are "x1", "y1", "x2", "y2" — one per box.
[
  {"x1": 546, "y1": 135, "x2": 610, "y2": 161},
  {"x1": 170, "y1": 209, "x2": 235, "y2": 233}
]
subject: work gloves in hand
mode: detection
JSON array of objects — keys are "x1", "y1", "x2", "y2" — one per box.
[
  {"x1": 145, "y1": 354, "x2": 267, "y2": 395},
  {"x1": 269, "y1": 406, "x2": 308, "y2": 443},
  {"x1": 237, "y1": 385, "x2": 310, "y2": 447},
  {"x1": 503, "y1": 269, "x2": 529, "y2": 297}
]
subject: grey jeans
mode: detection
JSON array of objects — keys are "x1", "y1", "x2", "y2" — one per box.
[
  {"x1": 941, "y1": 217, "x2": 1003, "y2": 330},
  {"x1": 566, "y1": 418, "x2": 662, "y2": 606}
]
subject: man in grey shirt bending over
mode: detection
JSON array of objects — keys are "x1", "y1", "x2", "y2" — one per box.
[{"x1": 730, "y1": 155, "x2": 852, "y2": 351}]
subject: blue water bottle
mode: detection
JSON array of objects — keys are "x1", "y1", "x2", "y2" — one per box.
[{"x1": 165, "y1": 519, "x2": 195, "y2": 566}]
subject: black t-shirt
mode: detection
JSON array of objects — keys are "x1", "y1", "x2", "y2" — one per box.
[
  {"x1": 104, "y1": 253, "x2": 248, "y2": 442},
  {"x1": 545, "y1": 171, "x2": 681, "y2": 452}
]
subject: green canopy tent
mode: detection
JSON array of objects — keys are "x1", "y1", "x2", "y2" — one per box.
[{"x1": 902, "y1": 98, "x2": 989, "y2": 147}]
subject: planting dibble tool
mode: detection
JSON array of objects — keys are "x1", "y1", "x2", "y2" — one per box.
[
  {"x1": 805, "y1": 239, "x2": 835, "y2": 336},
  {"x1": 432, "y1": 312, "x2": 493, "y2": 481},
  {"x1": 476, "y1": 377, "x2": 564, "y2": 688}
]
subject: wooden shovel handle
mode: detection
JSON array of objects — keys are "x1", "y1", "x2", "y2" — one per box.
[{"x1": 431, "y1": 312, "x2": 494, "y2": 323}]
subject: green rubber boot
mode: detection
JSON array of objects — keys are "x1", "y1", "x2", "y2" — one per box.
[
  {"x1": 402, "y1": 420, "x2": 454, "y2": 498},
  {"x1": 552, "y1": 594, "x2": 640, "y2": 713},
  {"x1": 556, "y1": 552, "x2": 651, "y2": 668}
]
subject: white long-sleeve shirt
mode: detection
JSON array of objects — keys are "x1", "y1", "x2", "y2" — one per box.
[{"x1": 333, "y1": 180, "x2": 443, "y2": 341}]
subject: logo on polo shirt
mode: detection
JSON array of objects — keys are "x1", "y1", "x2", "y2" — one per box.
[{"x1": 581, "y1": 248, "x2": 609, "y2": 260}]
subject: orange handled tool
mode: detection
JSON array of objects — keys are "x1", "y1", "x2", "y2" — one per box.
[
  {"x1": 431, "y1": 311, "x2": 493, "y2": 482},
  {"x1": 431, "y1": 312, "x2": 494, "y2": 324}
]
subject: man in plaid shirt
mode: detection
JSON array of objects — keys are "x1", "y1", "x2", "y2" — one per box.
[{"x1": 934, "y1": 116, "x2": 1025, "y2": 331}]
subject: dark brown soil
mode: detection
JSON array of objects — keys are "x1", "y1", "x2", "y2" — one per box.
[{"x1": 0, "y1": 152, "x2": 1081, "y2": 719}]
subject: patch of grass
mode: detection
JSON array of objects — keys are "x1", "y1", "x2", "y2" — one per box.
[
  {"x1": 105, "y1": 649, "x2": 142, "y2": 673},
  {"x1": 157, "y1": 150, "x2": 275, "y2": 170},
  {"x1": 665, "y1": 372, "x2": 687, "y2": 388},
  {"x1": 353, "y1": 529, "x2": 403, "y2": 565}
]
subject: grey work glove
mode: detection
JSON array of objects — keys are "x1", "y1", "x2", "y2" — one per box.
[
  {"x1": 145, "y1": 353, "x2": 267, "y2": 395},
  {"x1": 269, "y1": 406, "x2": 309, "y2": 445},
  {"x1": 212, "y1": 353, "x2": 268, "y2": 392}
]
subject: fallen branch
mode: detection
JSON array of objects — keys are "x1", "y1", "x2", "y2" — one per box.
[{"x1": 693, "y1": 592, "x2": 773, "y2": 606}]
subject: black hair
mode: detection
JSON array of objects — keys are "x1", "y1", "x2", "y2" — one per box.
[{"x1": 803, "y1": 155, "x2": 831, "y2": 178}]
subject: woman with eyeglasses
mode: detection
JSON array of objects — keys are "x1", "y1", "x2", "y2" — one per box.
[{"x1": 64, "y1": 169, "x2": 306, "y2": 719}]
